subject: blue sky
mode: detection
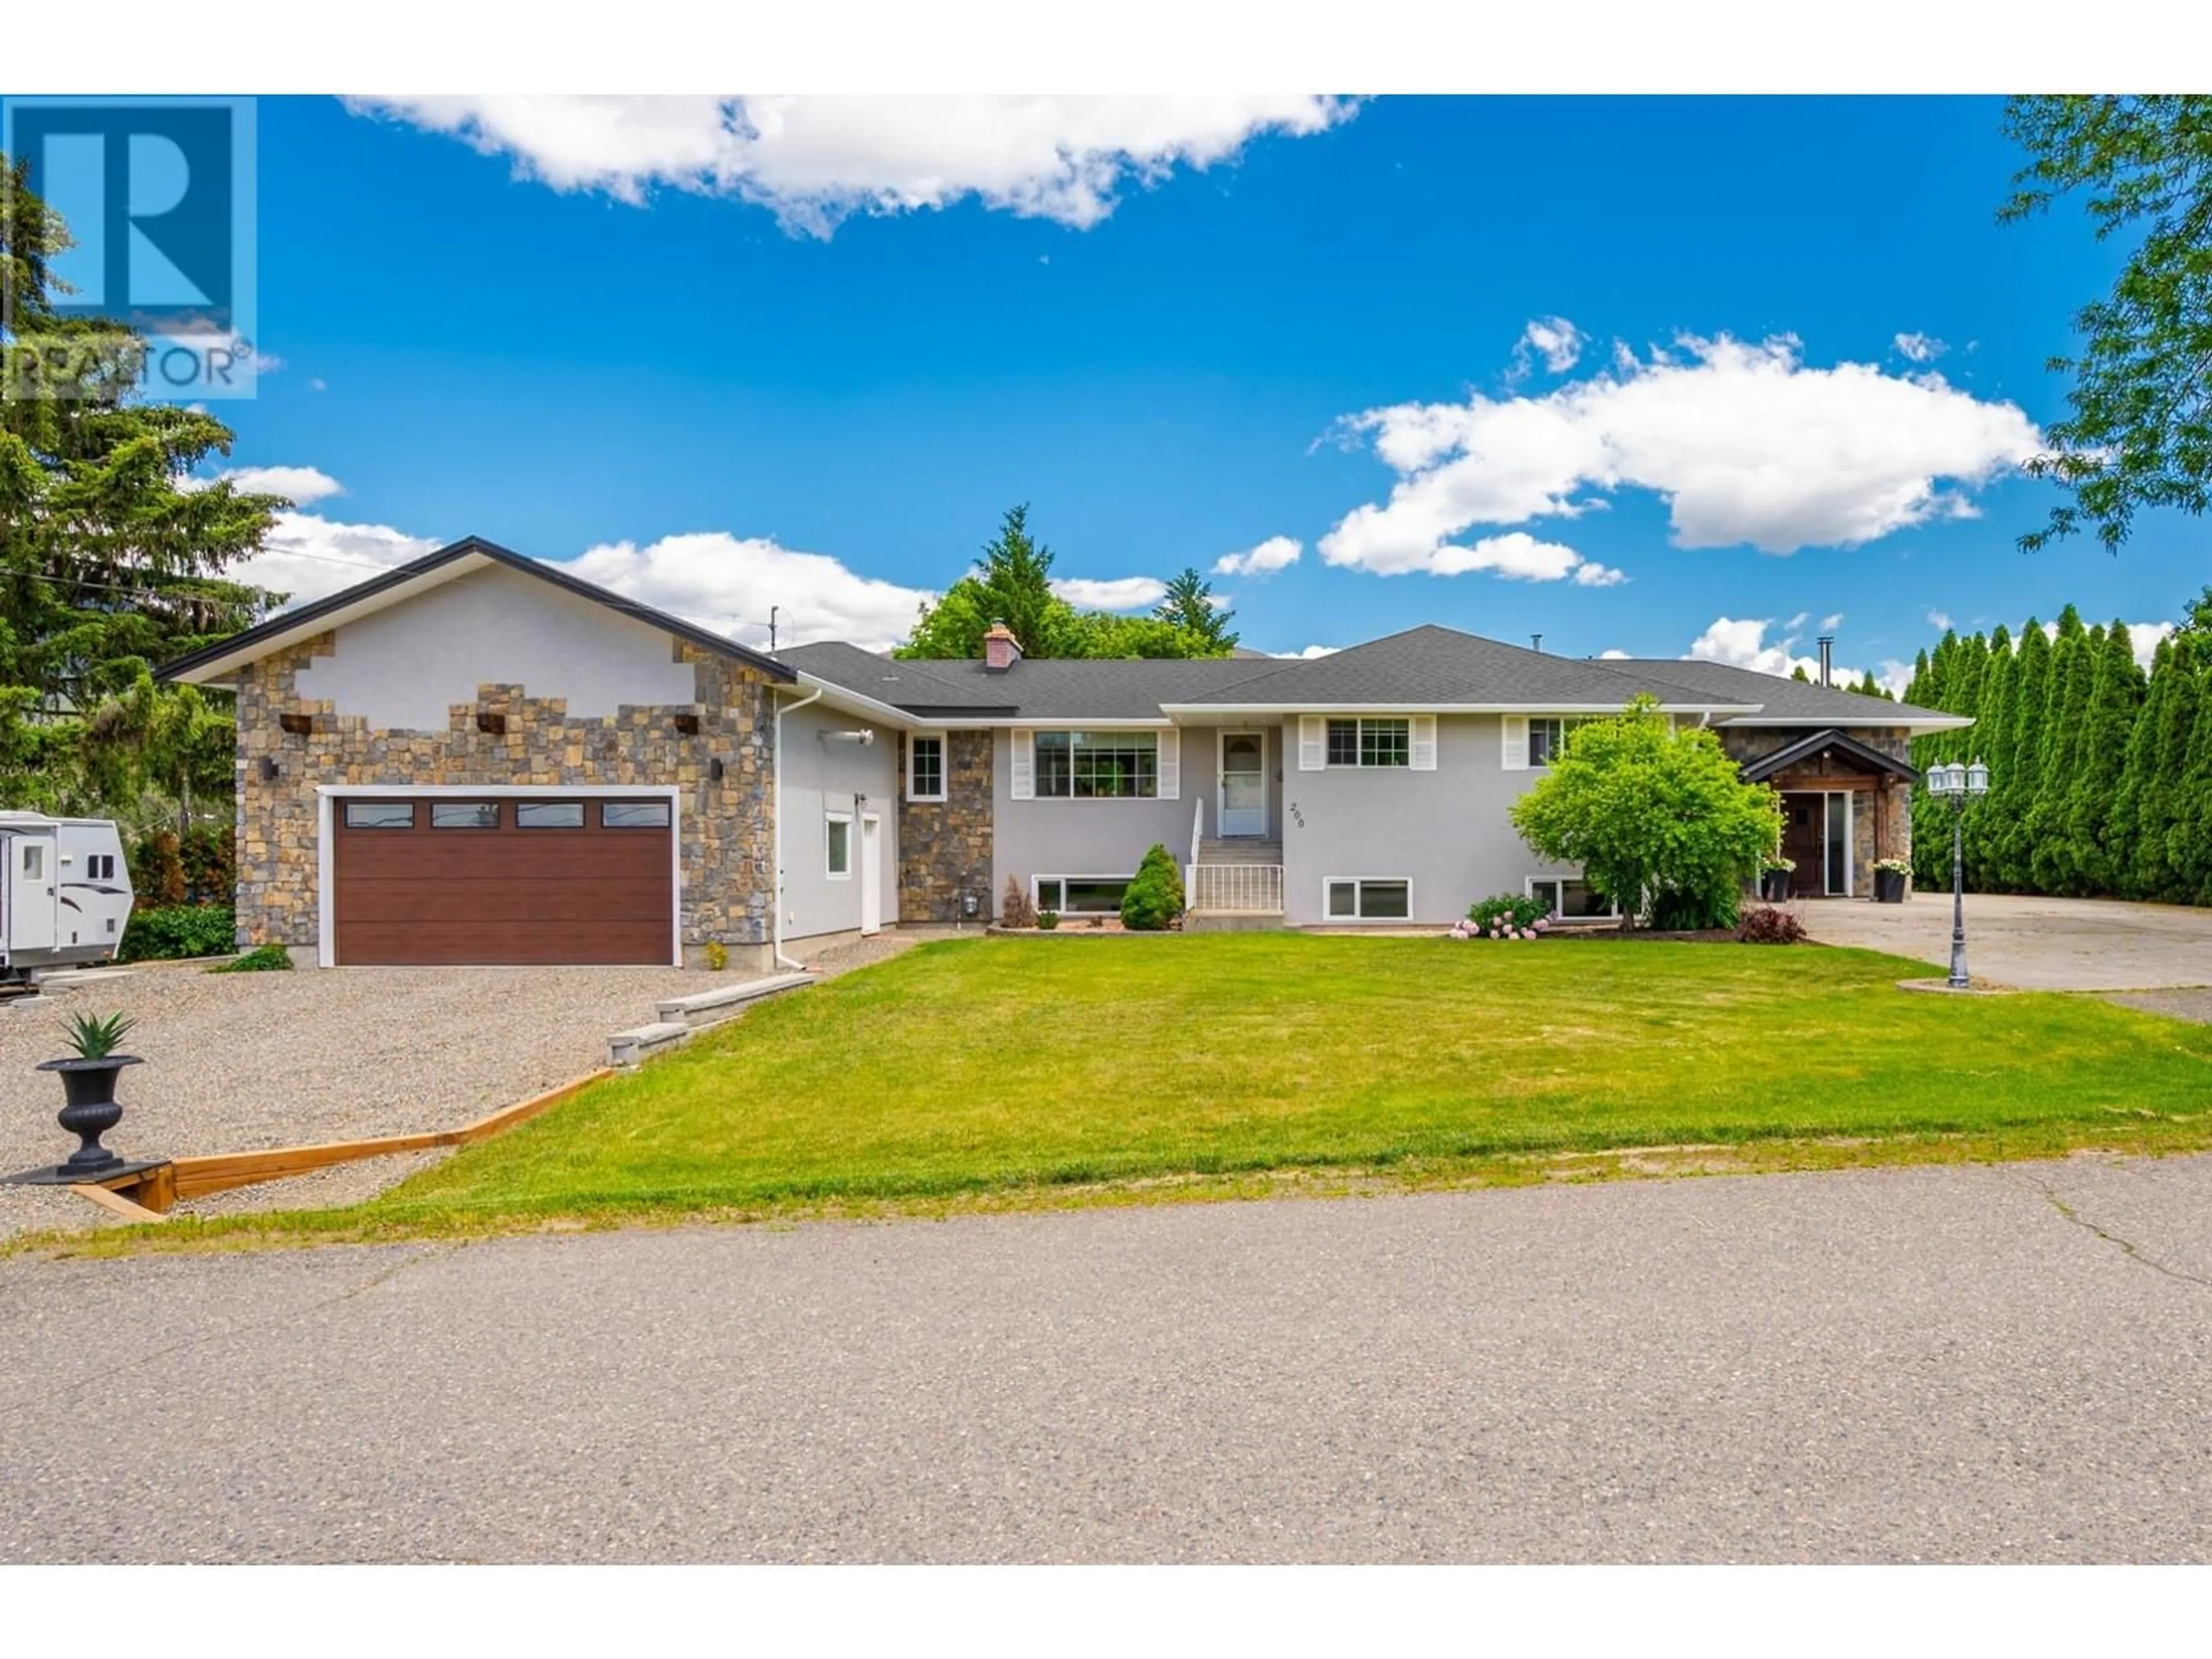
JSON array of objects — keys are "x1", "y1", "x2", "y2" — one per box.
[{"x1": 195, "y1": 95, "x2": 2199, "y2": 685}]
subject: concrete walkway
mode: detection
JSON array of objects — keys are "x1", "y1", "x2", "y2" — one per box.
[
  {"x1": 1804, "y1": 892, "x2": 2212, "y2": 990},
  {"x1": 4, "y1": 1154, "x2": 2210, "y2": 1562}
]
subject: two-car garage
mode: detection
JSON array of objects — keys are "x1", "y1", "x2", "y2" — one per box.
[{"x1": 328, "y1": 792, "x2": 677, "y2": 965}]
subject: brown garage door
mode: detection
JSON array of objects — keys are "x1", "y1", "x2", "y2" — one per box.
[{"x1": 332, "y1": 796, "x2": 674, "y2": 965}]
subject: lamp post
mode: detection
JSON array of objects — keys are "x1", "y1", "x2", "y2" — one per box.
[{"x1": 1923, "y1": 759, "x2": 1990, "y2": 990}]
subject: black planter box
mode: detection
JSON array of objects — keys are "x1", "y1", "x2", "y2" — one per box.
[
  {"x1": 1760, "y1": 870, "x2": 1793, "y2": 903},
  {"x1": 1875, "y1": 868, "x2": 1908, "y2": 904}
]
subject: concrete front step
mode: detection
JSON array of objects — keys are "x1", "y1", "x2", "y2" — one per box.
[{"x1": 1185, "y1": 911, "x2": 1287, "y2": 932}]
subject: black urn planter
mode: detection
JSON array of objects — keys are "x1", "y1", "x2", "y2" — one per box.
[
  {"x1": 1760, "y1": 870, "x2": 1793, "y2": 903},
  {"x1": 35, "y1": 1055, "x2": 142, "y2": 1175},
  {"x1": 1875, "y1": 868, "x2": 1908, "y2": 904}
]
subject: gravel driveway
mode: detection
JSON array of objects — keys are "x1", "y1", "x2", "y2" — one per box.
[{"x1": 0, "y1": 961, "x2": 698, "y2": 1237}]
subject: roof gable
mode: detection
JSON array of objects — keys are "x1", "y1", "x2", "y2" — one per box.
[{"x1": 160, "y1": 536, "x2": 796, "y2": 688}]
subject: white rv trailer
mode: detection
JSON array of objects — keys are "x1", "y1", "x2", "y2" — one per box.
[{"x1": 0, "y1": 813, "x2": 135, "y2": 984}]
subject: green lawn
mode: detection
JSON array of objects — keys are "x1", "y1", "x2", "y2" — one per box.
[{"x1": 343, "y1": 933, "x2": 2212, "y2": 1230}]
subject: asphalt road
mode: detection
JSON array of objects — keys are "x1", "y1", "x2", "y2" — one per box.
[{"x1": 3, "y1": 1156, "x2": 2209, "y2": 1563}]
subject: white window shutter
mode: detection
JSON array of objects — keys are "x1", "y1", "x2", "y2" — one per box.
[
  {"x1": 1299, "y1": 715, "x2": 1325, "y2": 771},
  {"x1": 1010, "y1": 729, "x2": 1034, "y2": 799},
  {"x1": 1410, "y1": 715, "x2": 1437, "y2": 771},
  {"x1": 1157, "y1": 728, "x2": 1179, "y2": 800},
  {"x1": 1502, "y1": 716, "x2": 1529, "y2": 771}
]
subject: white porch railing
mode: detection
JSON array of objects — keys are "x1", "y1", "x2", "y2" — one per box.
[
  {"x1": 1191, "y1": 863, "x2": 1285, "y2": 915},
  {"x1": 1187, "y1": 797, "x2": 1204, "y2": 897}
]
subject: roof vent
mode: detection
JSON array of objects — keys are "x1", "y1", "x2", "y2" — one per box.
[
  {"x1": 1816, "y1": 635, "x2": 1834, "y2": 688},
  {"x1": 983, "y1": 624, "x2": 1022, "y2": 673}
]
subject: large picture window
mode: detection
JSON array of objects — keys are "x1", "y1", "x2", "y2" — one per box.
[
  {"x1": 1033, "y1": 731, "x2": 1158, "y2": 798},
  {"x1": 1325, "y1": 718, "x2": 1410, "y2": 768},
  {"x1": 907, "y1": 733, "x2": 946, "y2": 801}
]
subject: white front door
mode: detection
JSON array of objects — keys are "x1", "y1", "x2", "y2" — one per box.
[
  {"x1": 1218, "y1": 730, "x2": 1266, "y2": 837},
  {"x1": 859, "y1": 814, "x2": 882, "y2": 935},
  {"x1": 6, "y1": 834, "x2": 57, "y2": 952}
]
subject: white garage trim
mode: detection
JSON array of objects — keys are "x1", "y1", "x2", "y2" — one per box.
[{"x1": 315, "y1": 784, "x2": 683, "y2": 968}]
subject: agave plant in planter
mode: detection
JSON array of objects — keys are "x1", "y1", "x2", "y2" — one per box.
[{"x1": 36, "y1": 1011, "x2": 142, "y2": 1176}]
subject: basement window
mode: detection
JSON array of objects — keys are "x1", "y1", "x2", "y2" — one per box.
[
  {"x1": 1324, "y1": 877, "x2": 1410, "y2": 920},
  {"x1": 1032, "y1": 876, "x2": 1133, "y2": 915}
]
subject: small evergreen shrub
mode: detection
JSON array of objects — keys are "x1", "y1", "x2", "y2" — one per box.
[
  {"x1": 1736, "y1": 905, "x2": 1807, "y2": 944},
  {"x1": 1120, "y1": 844, "x2": 1186, "y2": 931},
  {"x1": 119, "y1": 904, "x2": 237, "y2": 962},
  {"x1": 1650, "y1": 884, "x2": 1741, "y2": 931},
  {"x1": 1037, "y1": 910, "x2": 1060, "y2": 931},
  {"x1": 1000, "y1": 876, "x2": 1038, "y2": 929},
  {"x1": 1456, "y1": 893, "x2": 1552, "y2": 939},
  {"x1": 209, "y1": 944, "x2": 293, "y2": 974}
]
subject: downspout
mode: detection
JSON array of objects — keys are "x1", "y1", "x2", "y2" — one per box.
[{"x1": 771, "y1": 682, "x2": 823, "y2": 972}]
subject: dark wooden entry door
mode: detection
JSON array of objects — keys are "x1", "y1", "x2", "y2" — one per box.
[
  {"x1": 332, "y1": 796, "x2": 674, "y2": 965},
  {"x1": 1781, "y1": 794, "x2": 1824, "y2": 897}
]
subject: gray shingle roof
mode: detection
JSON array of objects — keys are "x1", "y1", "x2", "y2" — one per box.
[
  {"x1": 777, "y1": 626, "x2": 1968, "y2": 729},
  {"x1": 1172, "y1": 625, "x2": 1728, "y2": 709},
  {"x1": 1612, "y1": 657, "x2": 1955, "y2": 726}
]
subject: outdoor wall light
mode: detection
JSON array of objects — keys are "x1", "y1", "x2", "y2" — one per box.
[
  {"x1": 710, "y1": 757, "x2": 725, "y2": 782},
  {"x1": 257, "y1": 756, "x2": 279, "y2": 782}
]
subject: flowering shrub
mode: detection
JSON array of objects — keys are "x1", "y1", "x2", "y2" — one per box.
[
  {"x1": 1454, "y1": 892, "x2": 1554, "y2": 940},
  {"x1": 1873, "y1": 857, "x2": 1912, "y2": 874}
]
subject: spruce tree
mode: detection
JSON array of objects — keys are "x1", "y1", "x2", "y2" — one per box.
[
  {"x1": 2172, "y1": 658, "x2": 2212, "y2": 904},
  {"x1": 2114, "y1": 638, "x2": 2175, "y2": 898}
]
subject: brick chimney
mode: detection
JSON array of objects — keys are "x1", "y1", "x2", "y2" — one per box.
[{"x1": 983, "y1": 624, "x2": 1022, "y2": 672}]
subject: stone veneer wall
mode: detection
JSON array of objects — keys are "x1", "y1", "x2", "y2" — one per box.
[
  {"x1": 234, "y1": 631, "x2": 777, "y2": 958},
  {"x1": 1720, "y1": 725, "x2": 1913, "y2": 894},
  {"x1": 897, "y1": 728, "x2": 994, "y2": 921}
]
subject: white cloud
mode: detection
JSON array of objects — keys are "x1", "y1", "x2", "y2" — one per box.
[
  {"x1": 309, "y1": 377, "x2": 328, "y2": 392},
  {"x1": 569, "y1": 532, "x2": 934, "y2": 652},
  {"x1": 1894, "y1": 332, "x2": 1948, "y2": 363},
  {"x1": 1571, "y1": 560, "x2": 1628, "y2": 587},
  {"x1": 1598, "y1": 648, "x2": 1632, "y2": 660},
  {"x1": 1513, "y1": 316, "x2": 1586, "y2": 377},
  {"x1": 2124, "y1": 621, "x2": 2177, "y2": 671},
  {"x1": 229, "y1": 511, "x2": 444, "y2": 608},
  {"x1": 355, "y1": 96, "x2": 1354, "y2": 236},
  {"x1": 1211, "y1": 535, "x2": 1302, "y2": 578},
  {"x1": 1319, "y1": 333, "x2": 2043, "y2": 571},
  {"x1": 1926, "y1": 608, "x2": 1953, "y2": 630},
  {"x1": 1685, "y1": 615, "x2": 1872, "y2": 687},
  {"x1": 219, "y1": 465, "x2": 346, "y2": 506},
  {"x1": 1876, "y1": 659, "x2": 1916, "y2": 698},
  {"x1": 1318, "y1": 514, "x2": 1623, "y2": 586},
  {"x1": 1785, "y1": 611, "x2": 1809, "y2": 630},
  {"x1": 1268, "y1": 645, "x2": 1340, "y2": 660},
  {"x1": 1819, "y1": 612, "x2": 1845, "y2": 631},
  {"x1": 1051, "y1": 575, "x2": 1167, "y2": 611}
]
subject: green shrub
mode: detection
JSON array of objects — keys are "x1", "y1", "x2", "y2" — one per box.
[
  {"x1": 1649, "y1": 884, "x2": 1741, "y2": 931},
  {"x1": 119, "y1": 904, "x2": 237, "y2": 961},
  {"x1": 209, "y1": 943, "x2": 293, "y2": 974},
  {"x1": 1121, "y1": 843, "x2": 1186, "y2": 931},
  {"x1": 1037, "y1": 910, "x2": 1061, "y2": 931},
  {"x1": 1465, "y1": 892, "x2": 1551, "y2": 934}
]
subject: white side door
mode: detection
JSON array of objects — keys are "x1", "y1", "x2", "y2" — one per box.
[
  {"x1": 859, "y1": 814, "x2": 882, "y2": 935},
  {"x1": 6, "y1": 833, "x2": 58, "y2": 952}
]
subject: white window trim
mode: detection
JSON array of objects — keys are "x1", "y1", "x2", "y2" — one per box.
[
  {"x1": 315, "y1": 785, "x2": 682, "y2": 969},
  {"x1": 824, "y1": 810, "x2": 854, "y2": 881},
  {"x1": 1523, "y1": 873, "x2": 1622, "y2": 921},
  {"x1": 1321, "y1": 716, "x2": 1416, "y2": 770},
  {"x1": 1022, "y1": 728, "x2": 1169, "y2": 802},
  {"x1": 906, "y1": 730, "x2": 949, "y2": 802},
  {"x1": 1031, "y1": 873, "x2": 1138, "y2": 915},
  {"x1": 1321, "y1": 875, "x2": 1414, "y2": 922}
]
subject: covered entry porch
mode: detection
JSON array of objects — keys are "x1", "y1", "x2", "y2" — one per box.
[{"x1": 1738, "y1": 729, "x2": 1918, "y2": 900}]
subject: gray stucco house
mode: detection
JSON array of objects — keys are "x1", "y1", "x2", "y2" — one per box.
[{"x1": 162, "y1": 535, "x2": 1969, "y2": 968}]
